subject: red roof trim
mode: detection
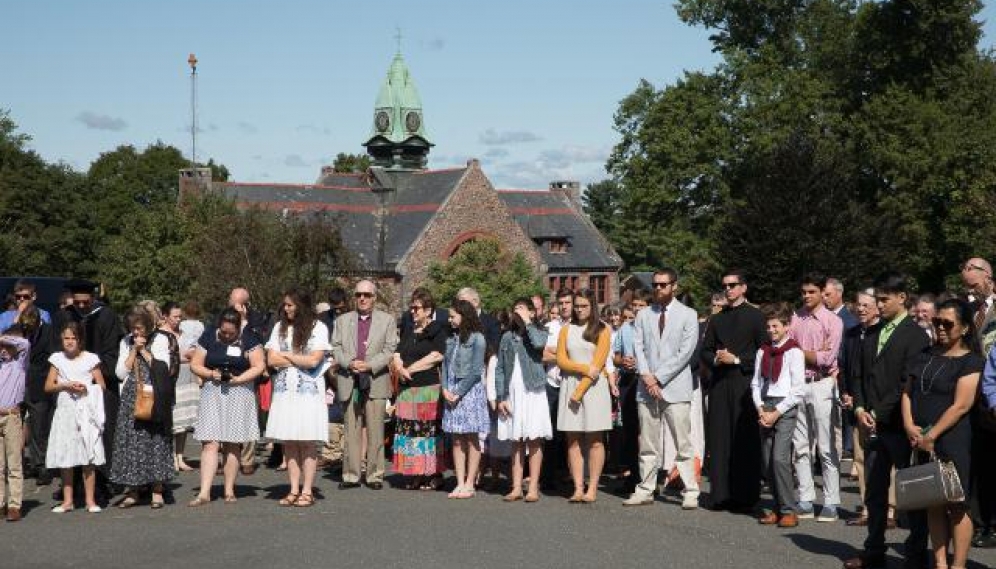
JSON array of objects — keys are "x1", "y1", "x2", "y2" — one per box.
[
  {"x1": 237, "y1": 201, "x2": 377, "y2": 213},
  {"x1": 235, "y1": 201, "x2": 441, "y2": 214},
  {"x1": 221, "y1": 181, "x2": 371, "y2": 192},
  {"x1": 508, "y1": 207, "x2": 576, "y2": 215},
  {"x1": 416, "y1": 167, "x2": 467, "y2": 175},
  {"x1": 496, "y1": 189, "x2": 554, "y2": 194}
]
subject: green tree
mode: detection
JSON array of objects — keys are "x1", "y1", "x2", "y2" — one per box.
[
  {"x1": 426, "y1": 238, "x2": 544, "y2": 313},
  {"x1": 331, "y1": 153, "x2": 372, "y2": 173}
]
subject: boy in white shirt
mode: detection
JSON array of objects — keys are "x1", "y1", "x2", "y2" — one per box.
[{"x1": 751, "y1": 304, "x2": 805, "y2": 528}]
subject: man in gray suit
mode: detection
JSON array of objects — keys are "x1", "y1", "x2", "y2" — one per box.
[
  {"x1": 331, "y1": 280, "x2": 399, "y2": 490},
  {"x1": 624, "y1": 268, "x2": 701, "y2": 509}
]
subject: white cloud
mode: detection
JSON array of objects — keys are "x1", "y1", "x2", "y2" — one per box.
[
  {"x1": 479, "y1": 128, "x2": 542, "y2": 145},
  {"x1": 76, "y1": 111, "x2": 127, "y2": 131}
]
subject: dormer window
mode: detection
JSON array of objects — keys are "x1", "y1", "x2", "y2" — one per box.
[{"x1": 548, "y1": 239, "x2": 568, "y2": 254}]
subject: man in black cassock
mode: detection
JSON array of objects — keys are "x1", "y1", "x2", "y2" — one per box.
[{"x1": 701, "y1": 269, "x2": 767, "y2": 511}]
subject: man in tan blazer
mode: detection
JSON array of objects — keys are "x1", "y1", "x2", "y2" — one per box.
[{"x1": 331, "y1": 280, "x2": 398, "y2": 489}]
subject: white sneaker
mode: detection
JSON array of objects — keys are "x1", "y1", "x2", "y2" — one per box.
[
  {"x1": 87, "y1": 505, "x2": 102, "y2": 514},
  {"x1": 681, "y1": 495, "x2": 699, "y2": 510},
  {"x1": 622, "y1": 494, "x2": 654, "y2": 507}
]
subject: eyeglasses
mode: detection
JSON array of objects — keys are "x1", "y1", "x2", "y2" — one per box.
[
  {"x1": 962, "y1": 263, "x2": 990, "y2": 274},
  {"x1": 652, "y1": 281, "x2": 674, "y2": 289},
  {"x1": 931, "y1": 317, "x2": 957, "y2": 332},
  {"x1": 722, "y1": 282, "x2": 742, "y2": 289},
  {"x1": 354, "y1": 292, "x2": 375, "y2": 299},
  {"x1": 13, "y1": 294, "x2": 31, "y2": 300}
]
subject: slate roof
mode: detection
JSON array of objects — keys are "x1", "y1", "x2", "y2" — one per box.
[
  {"x1": 219, "y1": 167, "x2": 622, "y2": 274},
  {"x1": 219, "y1": 168, "x2": 467, "y2": 272},
  {"x1": 498, "y1": 190, "x2": 623, "y2": 270}
]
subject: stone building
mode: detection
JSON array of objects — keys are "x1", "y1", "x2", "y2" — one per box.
[{"x1": 180, "y1": 51, "x2": 622, "y2": 310}]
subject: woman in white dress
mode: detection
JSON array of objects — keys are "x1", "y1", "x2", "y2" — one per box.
[
  {"x1": 265, "y1": 288, "x2": 332, "y2": 508},
  {"x1": 556, "y1": 288, "x2": 614, "y2": 503},
  {"x1": 495, "y1": 298, "x2": 551, "y2": 503},
  {"x1": 45, "y1": 321, "x2": 106, "y2": 513}
]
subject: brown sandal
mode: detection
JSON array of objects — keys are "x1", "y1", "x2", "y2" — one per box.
[
  {"x1": 278, "y1": 493, "x2": 299, "y2": 506},
  {"x1": 294, "y1": 493, "x2": 315, "y2": 507}
]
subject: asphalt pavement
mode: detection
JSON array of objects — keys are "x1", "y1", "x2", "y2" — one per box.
[{"x1": 3, "y1": 453, "x2": 995, "y2": 569}]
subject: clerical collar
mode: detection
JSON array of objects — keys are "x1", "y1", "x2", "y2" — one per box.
[{"x1": 358, "y1": 312, "x2": 372, "y2": 321}]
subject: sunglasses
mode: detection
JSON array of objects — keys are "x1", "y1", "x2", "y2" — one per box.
[
  {"x1": 963, "y1": 263, "x2": 989, "y2": 274},
  {"x1": 931, "y1": 317, "x2": 957, "y2": 332},
  {"x1": 652, "y1": 282, "x2": 674, "y2": 289},
  {"x1": 14, "y1": 293, "x2": 32, "y2": 300},
  {"x1": 722, "y1": 282, "x2": 742, "y2": 289},
  {"x1": 354, "y1": 292, "x2": 375, "y2": 299}
]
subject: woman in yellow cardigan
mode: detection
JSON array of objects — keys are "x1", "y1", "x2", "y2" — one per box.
[{"x1": 556, "y1": 288, "x2": 615, "y2": 503}]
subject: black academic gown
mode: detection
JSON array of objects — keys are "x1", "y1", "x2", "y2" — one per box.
[{"x1": 700, "y1": 302, "x2": 767, "y2": 509}]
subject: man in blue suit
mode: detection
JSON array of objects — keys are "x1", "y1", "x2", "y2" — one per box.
[{"x1": 623, "y1": 268, "x2": 701, "y2": 510}]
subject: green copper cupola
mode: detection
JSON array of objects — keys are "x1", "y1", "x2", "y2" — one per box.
[{"x1": 363, "y1": 50, "x2": 433, "y2": 170}]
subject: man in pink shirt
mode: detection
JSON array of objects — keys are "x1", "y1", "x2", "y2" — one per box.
[{"x1": 789, "y1": 272, "x2": 843, "y2": 522}]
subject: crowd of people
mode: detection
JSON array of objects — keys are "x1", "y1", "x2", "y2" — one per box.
[{"x1": 2, "y1": 258, "x2": 996, "y2": 569}]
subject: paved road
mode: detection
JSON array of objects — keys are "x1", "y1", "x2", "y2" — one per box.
[{"x1": 3, "y1": 454, "x2": 995, "y2": 569}]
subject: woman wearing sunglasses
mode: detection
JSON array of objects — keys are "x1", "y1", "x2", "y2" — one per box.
[{"x1": 901, "y1": 298, "x2": 983, "y2": 569}]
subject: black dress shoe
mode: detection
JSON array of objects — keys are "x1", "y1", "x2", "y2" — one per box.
[
  {"x1": 338, "y1": 481, "x2": 361, "y2": 489},
  {"x1": 367, "y1": 481, "x2": 383, "y2": 490}
]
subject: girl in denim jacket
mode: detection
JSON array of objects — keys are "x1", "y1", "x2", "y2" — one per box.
[{"x1": 441, "y1": 300, "x2": 488, "y2": 498}]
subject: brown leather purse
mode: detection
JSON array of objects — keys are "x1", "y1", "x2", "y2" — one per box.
[{"x1": 133, "y1": 354, "x2": 155, "y2": 421}]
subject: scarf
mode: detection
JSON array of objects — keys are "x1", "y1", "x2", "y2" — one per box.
[{"x1": 759, "y1": 338, "x2": 800, "y2": 384}]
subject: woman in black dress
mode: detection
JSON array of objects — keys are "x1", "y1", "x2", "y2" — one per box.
[
  {"x1": 902, "y1": 298, "x2": 982, "y2": 569},
  {"x1": 390, "y1": 289, "x2": 446, "y2": 490}
]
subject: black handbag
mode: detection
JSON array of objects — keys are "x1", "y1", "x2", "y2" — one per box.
[{"x1": 895, "y1": 452, "x2": 965, "y2": 511}]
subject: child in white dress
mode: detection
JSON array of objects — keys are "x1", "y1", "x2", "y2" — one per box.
[{"x1": 45, "y1": 321, "x2": 106, "y2": 513}]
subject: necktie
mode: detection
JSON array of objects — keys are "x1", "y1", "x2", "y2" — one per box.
[
  {"x1": 976, "y1": 301, "x2": 987, "y2": 331},
  {"x1": 658, "y1": 306, "x2": 666, "y2": 336}
]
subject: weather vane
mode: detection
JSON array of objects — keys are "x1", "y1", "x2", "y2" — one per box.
[{"x1": 394, "y1": 27, "x2": 402, "y2": 53}]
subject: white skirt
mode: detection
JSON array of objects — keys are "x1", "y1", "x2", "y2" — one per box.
[
  {"x1": 497, "y1": 357, "x2": 552, "y2": 442},
  {"x1": 265, "y1": 367, "x2": 328, "y2": 442},
  {"x1": 47, "y1": 397, "x2": 106, "y2": 469}
]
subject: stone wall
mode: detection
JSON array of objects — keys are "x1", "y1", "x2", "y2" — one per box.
[{"x1": 397, "y1": 160, "x2": 543, "y2": 304}]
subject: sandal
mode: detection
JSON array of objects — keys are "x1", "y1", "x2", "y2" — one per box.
[
  {"x1": 150, "y1": 496, "x2": 165, "y2": 509},
  {"x1": 568, "y1": 493, "x2": 584, "y2": 503},
  {"x1": 420, "y1": 476, "x2": 443, "y2": 491},
  {"x1": 455, "y1": 489, "x2": 476, "y2": 499},
  {"x1": 51, "y1": 504, "x2": 74, "y2": 513},
  {"x1": 278, "y1": 493, "x2": 299, "y2": 506},
  {"x1": 503, "y1": 492, "x2": 524, "y2": 502},
  {"x1": 447, "y1": 486, "x2": 465, "y2": 499},
  {"x1": 525, "y1": 493, "x2": 540, "y2": 503},
  {"x1": 116, "y1": 494, "x2": 139, "y2": 509},
  {"x1": 294, "y1": 493, "x2": 315, "y2": 508},
  {"x1": 188, "y1": 496, "x2": 211, "y2": 507},
  {"x1": 223, "y1": 495, "x2": 237, "y2": 504}
]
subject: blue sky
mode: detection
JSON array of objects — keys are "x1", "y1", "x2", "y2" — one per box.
[{"x1": 3, "y1": 1, "x2": 994, "y2": 189}]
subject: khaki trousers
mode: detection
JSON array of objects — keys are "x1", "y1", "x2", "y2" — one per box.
[
  {"x1": 0, "y1": 412, "x2": 24, "y2": 509},
  {"x1": 635, "y1": 399, "x2": 699, "y2": 499},
  {"x1": 853, "y1": 426, "x2": 896, "y2": 508},
  {"x1": 322, "y1": 423, "x2": 344, "y2": 461},
  {"x1": 342, "y1": 397, "x2": 385, "y2": 484}
]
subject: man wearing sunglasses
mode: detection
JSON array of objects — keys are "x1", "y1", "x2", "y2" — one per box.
[
  {"x1": 0, "y1": 280, "x2": 51, "y2": 333},
  {"x1": 844, "y1": 272, "x2": 930, "y2": 569},
  {"x1": 331, "y1": 280, "x2": 398, "y2": 490},
  {"x1": 701, "y1": 269, "x2": 767, "y2": 512}
]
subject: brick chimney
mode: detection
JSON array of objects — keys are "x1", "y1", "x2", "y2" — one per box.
[
  {"x1": 178, "y1": 167, "x2": 213, "y2": 201},
  {"x1": 550, "y1": 180, "x2": 581, "y2": 210}
]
